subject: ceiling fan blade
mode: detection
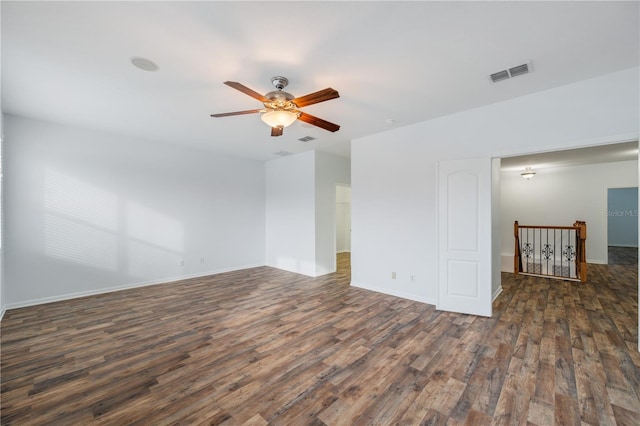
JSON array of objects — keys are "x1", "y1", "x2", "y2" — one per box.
[
  {"x1": 271, "y1": 126, "x2": 284, "y2": 137},
  {"x1": 210, "y1": 109, "x2": 262, "y2": 117},
  {"x1": 224, "y1": 81, "x2": 268, "y2": 102},
  {"x1": 297, "y1": 112, "x2": 340, "y2": 132},
  {"x1": 292, "y1": 88, "x2": 339, "y2": 108}
]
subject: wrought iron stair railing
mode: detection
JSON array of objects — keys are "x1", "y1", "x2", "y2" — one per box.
[{"x1": 514, "y1": 220, "x2": 587, "y2": 282}]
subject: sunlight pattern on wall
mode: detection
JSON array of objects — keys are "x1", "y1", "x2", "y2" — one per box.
[
  {"x1": 126, "y1": 201, "x2": 184, "y2": 277},
  {"x1": 44, "y1": 168, "x2": 185, "y2": 278},
  {"x1": 44, "y1": 169, "x2": 119, "y2": 271},
  {"x1": 126, "y1": 201, "x2": 184, "y2": 252},
  {"x1": 45, "y1": 169, "x2": 117, "y2": 230},
  {"x1": 45, "y1": 215, "x2": 118, "y2": 271}
]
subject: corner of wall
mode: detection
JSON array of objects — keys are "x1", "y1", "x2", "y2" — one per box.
[
  {"x1": 313, "y1": 150, "x2": 351, "y2": 277},
  {"x1": 492, "y1": 285, "x2": 503, "y2": 302},
  {"x1": 501, "y1": 255, "x2": 514, "y2": 273},
  {"x1": 0, "y1": 251, "x2": 4, "y2": 321},
  {"x1": 491, "y1": 158, "x2": 502, "y2": 297},
  {"x1": 1, "y1": 111, "x2": 4, "y2": 321}
]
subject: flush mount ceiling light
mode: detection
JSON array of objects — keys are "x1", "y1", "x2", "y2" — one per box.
[
  {"x1": 130, "y1": 56, "x2": 159, "y2": 72},
  {"x1": 521, "y1": 167, "x2": 536, "y2": 180}
]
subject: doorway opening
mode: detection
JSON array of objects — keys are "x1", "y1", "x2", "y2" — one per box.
[
  {"x1": 499, "y1": 141, "x2": 638, "y2": 273},
  {"x1": 607, "y1": 186, "x2": 639, "y2": 266},
  {"x1": 335, "y1": 184, "x2": 351, "y2": 277}
]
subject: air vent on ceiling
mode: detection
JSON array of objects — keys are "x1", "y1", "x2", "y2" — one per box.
[
  {"x1": 274, "y1": 150, "x2": 292, "y2": 157},
  {"x1": 490, "y1": 62, "x2": 531, "y2": 83},
  {"x1": 298, "y1": 136, "x2": 316, "y2": 142},
  {"x1": 508, "y1": 63, "x2": 529, "y2": 78},
  {"x1": 490, "y1": 70, "x2": 510, "y2": 83}
]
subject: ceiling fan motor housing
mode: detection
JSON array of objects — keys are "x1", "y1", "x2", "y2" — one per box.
[
  {"x1": 266, "y1": 76, "x2": 295, "y2": 106},
  {"x1": 265, "y1": 90, "x2": 295, "y2": 101}
]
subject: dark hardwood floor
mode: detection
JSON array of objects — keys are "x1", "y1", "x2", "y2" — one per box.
[
  {"x1": 609, "y1": 246, "x2": 638, "y2": 266},
  {"x1": 1, "y1": 252, "x2": 638, "y2": 425}
]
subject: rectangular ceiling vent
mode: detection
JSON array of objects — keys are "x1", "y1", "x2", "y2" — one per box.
[
  {"x1": 298, "y1": 136, "x2": 316, "y2": 142},
  {"x1": 490, "y1": 70, "x2": 510, "y2": 83},
  {"x1": 490, "y1": 62, "x2": 531, "y2": 83},
  {"x1": 273, "y1": 150, "x2": 292, "y2": 157},
  {"x1": 508, "y1": 63, "x2": 529, "y2": 78}
]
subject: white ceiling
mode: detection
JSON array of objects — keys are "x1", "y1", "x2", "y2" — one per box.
[
  {"x1": 501, "y1": 140, "x2": 639, "y2": 173},
  {"x1": 2, "y1": 1, "x2": 639, "y2": 161}
]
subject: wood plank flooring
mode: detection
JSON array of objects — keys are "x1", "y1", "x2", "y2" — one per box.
[
  {"x1": 1, "y1": 252, "x2": 638, "y2": 425},
  {"x1": 608, "y1": 246, "x2": 638, "y2": 266}
]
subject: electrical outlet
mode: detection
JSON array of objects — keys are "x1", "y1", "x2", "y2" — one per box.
[
  {"x1": 200, "y1": 257, "x2": 205, "y2": 264},
  {"x1": 411, "y1": 275, "x2": 415, "y2": 281},
  {"x1": 392, "y1": 272, "x2": 396, "y2": 279},
  {"x1": 180, "y1": 259, "x2": 184, "y2": 267}
]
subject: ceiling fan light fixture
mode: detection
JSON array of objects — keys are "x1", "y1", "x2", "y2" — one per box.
[
  {"x1": 211, "y1": 77, "x2": 340, "y2": 136},
  {"x1": 261, "y1": 109, "x2": 298, "y2": 128},
  {"x1": 521, "y1": 167, "x2": 536, "y2": 180}
]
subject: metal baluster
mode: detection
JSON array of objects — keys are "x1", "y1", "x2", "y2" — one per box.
[
  {"x1": 560, "y1": 229, "x2": 563, "y2": 277},
  {"x1": 553, "y1": 229, "x2": 556, "y2": 277}
]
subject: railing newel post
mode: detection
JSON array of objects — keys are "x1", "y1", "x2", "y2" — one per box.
[
  {"x1": 514, "y1": 221, "x2": 520, "y2": 275},
  {"x1": 574, "y1": 220, "x2": 587, "y2": 282}
]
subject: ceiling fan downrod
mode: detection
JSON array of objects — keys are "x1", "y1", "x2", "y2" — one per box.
[{"x1": 271, "y1": 76, "x2": 289, "y2": 91}]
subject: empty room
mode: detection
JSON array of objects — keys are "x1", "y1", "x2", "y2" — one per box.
[{"x1": 1, "y1": 1, "x2": 639, "y2": 424}]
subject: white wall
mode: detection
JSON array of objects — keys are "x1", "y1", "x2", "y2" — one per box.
[
  {"x1": 501, "y1": 160, "x2": 639, "y2": 270},
  {"x1": 265, "y1": 151, "x2": 316, "y2": 276},
  {"x1": 1, "y1": 2, "x2": 4, "y2": 318},
  {"x1": 265, "y1": 150, "x2": 350, "y2": 277},
  {"x1": 3, "y1": 115, "x2": 266, "y2": 307},
  {"x1": 491, "y1": 158, "x2": 502, "y2": 300},
  {"x1": 315, "y1": 151, "x2": 350, "y2": 275},
  {"x1": 0, "y1": 113, "x2": 4, "y2": 319},
  {"x1": 352, "y1": 67, "x2": 639, "y2": 305},
  {"x1": 351, "y1": 139, "x2": 437, "y2": 304}
]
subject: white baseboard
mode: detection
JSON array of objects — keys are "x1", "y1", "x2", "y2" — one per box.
[
  {"x1": 3, "y1": 263, "x2": 265, "y2": 311},
  {"x1": 0, "y1": 307, "x2": 5, "y2": 322},
  {"x1": 313, "y1": 267, "x2": 335, "y2": 277},
  {"x1": 350, "y1": 281, "x2": 436, "y2": 306},
  {"x1": 268, "y1": 265, "x2": 336, "y2": 278},
  {"x1": 266, "y1": 264, "x2": 316, "y2": 277},
  {"x1": 492, "y1": 285, "x2": 503, "y2": 302}
]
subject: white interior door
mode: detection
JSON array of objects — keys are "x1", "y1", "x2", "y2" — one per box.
[{"x1": 438, "y1": 158, "x2": 492, "y2": 317}]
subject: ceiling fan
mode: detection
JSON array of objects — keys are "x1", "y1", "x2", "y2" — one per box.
[{"x1": 211, "y1": 76, "x2": 340, "y2": 137}]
